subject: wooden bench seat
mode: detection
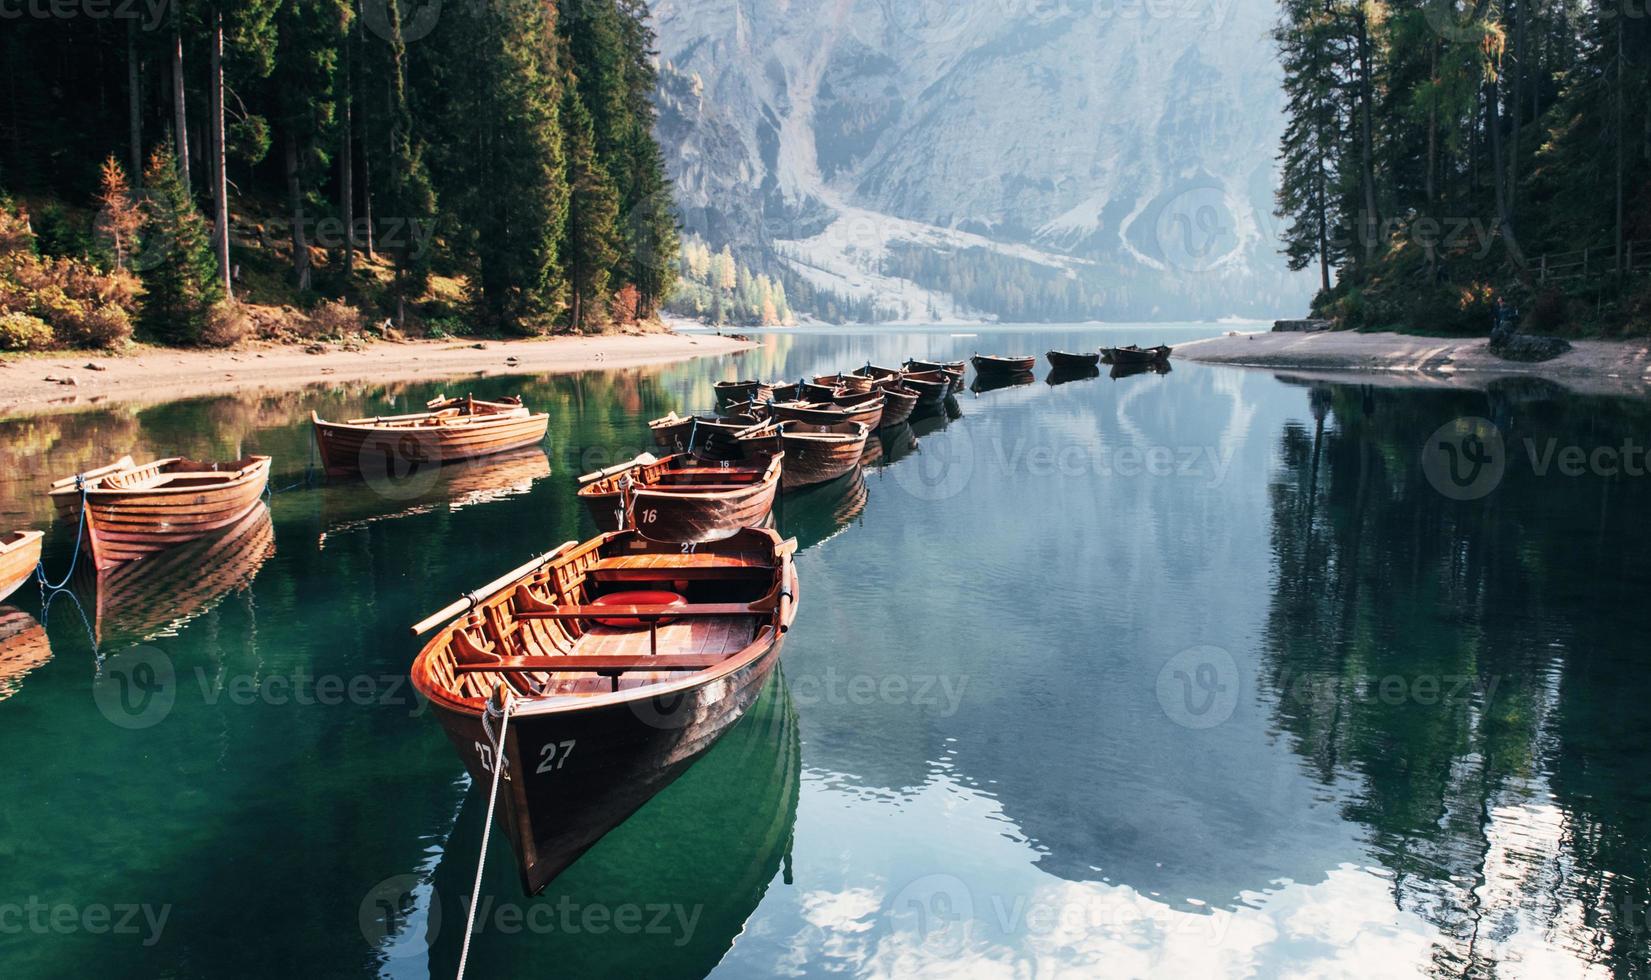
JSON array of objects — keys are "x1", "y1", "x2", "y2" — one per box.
[{"x1": 454, "y1": 654, "x2": 730, "y2": 674}]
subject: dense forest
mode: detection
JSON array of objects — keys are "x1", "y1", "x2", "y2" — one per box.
[
  {"x1": 664, "y1": 235, "x2": 793, "y2": 326},
  {"x1": 1274, "y1": 0, "x2": 1650, "y2": 334},
  {"x1": 0, "y1": 0, "x2": 678, "y2": 350}
]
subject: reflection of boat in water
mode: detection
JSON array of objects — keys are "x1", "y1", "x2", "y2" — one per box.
[
  {"x1": 909, "y1": 396, "x2": 963, "y2": 436},
  {"x1": 0, "y1": 607, "x2": 51, "y2": 702},
  {"x1": 875, "y1": 423, "x2": 920, "y2": 467},
  {"x1": 1110, "y1": 360, "x2": 1173, "y2": 380},
  {"x1": 781, "y1": 467, "x2": 869, "y2": 551},
  {"x1": 424, "y1": 669, "x2": 800, "y2": 978},
  {"x1": 1046, "y1": 366, "x2": 1102, "y2": 386},
  {"x1": 409, "y1": 528, "x2": 798, "y2": 894},
  {"x1": 970, "y1": 371, "x2": 1036, "y2": 395},
  {"x1": 72, "y1": 503, "x2": 275, "y2": 648},
  {"x1": 318, "y1": 448, "x2": 551, "y2": 549}
]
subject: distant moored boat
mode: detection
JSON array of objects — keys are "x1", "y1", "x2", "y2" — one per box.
[{"x1": 311, "y1": 394, "x2": 548, "y2": 478}]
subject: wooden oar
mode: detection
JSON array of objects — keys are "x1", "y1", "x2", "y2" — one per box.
[
  {"x1": 577, "y1": 453, "x2": 660, "y2": 486},
  {"x1": 410, "y1": 541, "x2": 579, "y2": 636},
  {"x1": 49, "y1": 455, "x2": 137, "y2": 491}
]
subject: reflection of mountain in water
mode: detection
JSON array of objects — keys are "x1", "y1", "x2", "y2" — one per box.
[
  {"x1": 786, "y1": 365, "x2": 1366, "y2": 909},
  {"x1": 425, "y1": 671, "x2": 800, "y2": 979},
  {"x1": 1261, "y1": 381, "x2": 1651, "y2": 976}
]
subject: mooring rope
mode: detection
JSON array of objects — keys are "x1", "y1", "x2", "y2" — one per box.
[
  {"x1": 36, "y1": 480, "x2": 88, "y2": 592},
  {"x1": 39, "y1": 580, "x2": 101, "y2": 664},
  {"x1": 457, "y1": 690, "x2": 513, "y2": 980}
]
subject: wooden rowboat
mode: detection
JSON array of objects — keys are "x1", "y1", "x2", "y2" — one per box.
[
  {"x1": 49, "y1": 455, "x2": 271, "y2": 572},
  {"x1": 972, "y1": 353, "x2": 1037, "y2": 375},
  {"x1": 769, "y1": 396, "x2": 883, "y2": 430},
  {"x1": 737, "y1": 421, "x2": 870, "y2": 490},
  {"x1": 1047, "y1": 350, "x2": 1102, "y2": 370},
  {"x1": 814, "y1": 373, "x2": 875, "y2": 394},
  {"x1": 408, "y1": 527, "x2": 799, "y2": 895},
  {"x1": 648, "y1": 412, "x2": 763, "y2": 460},
  {"x1": 905, "y1": 357, "x2": 966, "y2": 376},
  {"x1": 862, "y1": 365, "x2": 950, "y2": 406},
  {"x1": 1103, "y1": 344, "x2": 1173, "y2": 365},
  {"x1": 713, "y1": 380, "x2": 771, "y2": 405},
  {"x1": 0, "y1": 531, "x2": 42, "y2": 603},
  {"x1": 578, "y1": 452, "x2": 782, "y2": 544},
  {"x1": 312, "y1": 394, "x2": 548, "y2": 479},
  {"x1": 873, "y1": 384, "x2": 920, "y2": 428}
]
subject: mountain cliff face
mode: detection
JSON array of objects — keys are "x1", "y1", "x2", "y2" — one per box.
[{"x1": 650, "y1": 0, "x2": 1314, "y2": 321}]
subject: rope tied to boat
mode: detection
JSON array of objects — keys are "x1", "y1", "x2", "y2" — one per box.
[
  {"x1": 457, "y1": 688, "x2": 513, "y2": 980},
  {"x1": 36, "y1": 477, "x2": 88, "y2": 592}
]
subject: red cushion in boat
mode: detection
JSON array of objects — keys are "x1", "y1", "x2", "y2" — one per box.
[{"x1": 589, "y1": 590, "x2": 687, "y2": 629}]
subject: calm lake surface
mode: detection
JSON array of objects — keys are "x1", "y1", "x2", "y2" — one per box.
[{"x1": 3, "y1": 324, "x2": 1651, "y2": 978}]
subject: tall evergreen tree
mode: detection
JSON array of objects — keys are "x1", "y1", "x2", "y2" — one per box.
[
  {"x1": 1275, "y1": 0, "x2": 1343, "y2": 292},
  {"x1": 426, "y1": 0, "x2": 568, "y2": 331},
  {"x1": 561, "y1": 88, "x2": 621, "y2": 332},
  {"x1": 139, "y1": 142, "x2": 222, "y2": 343}
]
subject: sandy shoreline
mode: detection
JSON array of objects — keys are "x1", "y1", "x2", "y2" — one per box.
[
  {"x1": 1178, "y1": 330, "x2": 1651, "y2": 396},
  {"x1": 0, "y1": 330, "x2": 756, "y2": 419}
]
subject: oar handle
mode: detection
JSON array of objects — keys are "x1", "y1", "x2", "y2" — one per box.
[
  {"x1": 50, "y1": 455, "x2": 136, "y2": 490},
  {"x1": 577, "y1": 453, "x2": 658, "y2": 486},
  {"x1": 409, "y1": 541, "x2": 578, "y2": 636}
]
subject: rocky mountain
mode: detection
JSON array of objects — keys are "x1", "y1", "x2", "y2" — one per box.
[{"x1": 650, "y1": 0, "x2": 1315, "y2": 322}]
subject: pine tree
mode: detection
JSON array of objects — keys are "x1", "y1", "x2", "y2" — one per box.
[
  {"x1": 94, "y1": 155, "x2": 143, "y2": 272},
  {"x1": 139, "y1": 143, "x2": 222, "y2": 343},
  {"x1": 272, "y1": 0, "x2": 350, "y2": 291},
  {"x1": 1274, "y1": 0, "x2": 1342, "y2": 294},
  {"x1": 427, "y1": 0, "x2": 568, "y2": 332},
  {"x1": 561, "y1": 87, "x2": 621, "y2": 332},
  {"x1": 375, "y1": 0, "x2": 437, "y2": 322}
]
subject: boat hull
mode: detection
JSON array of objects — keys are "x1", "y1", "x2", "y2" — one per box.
[
  {"x1": 874, "y1": 385, "x2": 920, "y2": 428},
  {"x1": 770, "y1": 400, "x2": 883, "y2": 430},
  {"x1": 580, "y1": 456, "x2": 783, "y2": 544},
  {"x1": 1105, "y1": 346, "x2": 1173, "y2": 366},
  {"x1": 313, "y1": 412, "x2": 548, "y2": 479},
  {"x1": 427, "y1": 627, "x2": 785, "y2": 895},
  {"x1": 1047, "y1": 350, "x2": 1102, "y2": 370},
  {"x1": 649, "y1": 415, "x2": 757, "y2": 461},
  {"x1": 972, "y1": 355, "x2": 1038, "y2": 376},
  {"x1": 0, "y1": 532, "x2": 42, "y2": 603},
  {"x1": 54, "y1": 459, "x2": 271, "y2": 572}
]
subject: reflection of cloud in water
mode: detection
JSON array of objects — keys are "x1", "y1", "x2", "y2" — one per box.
[{"x1": 734, "y1": 771, "x2": 1609, "y2": 979}]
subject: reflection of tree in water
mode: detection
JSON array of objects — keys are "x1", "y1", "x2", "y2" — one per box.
[{"x1": 1263, "y1": 380, "x2": 1651, "y2": 978}]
